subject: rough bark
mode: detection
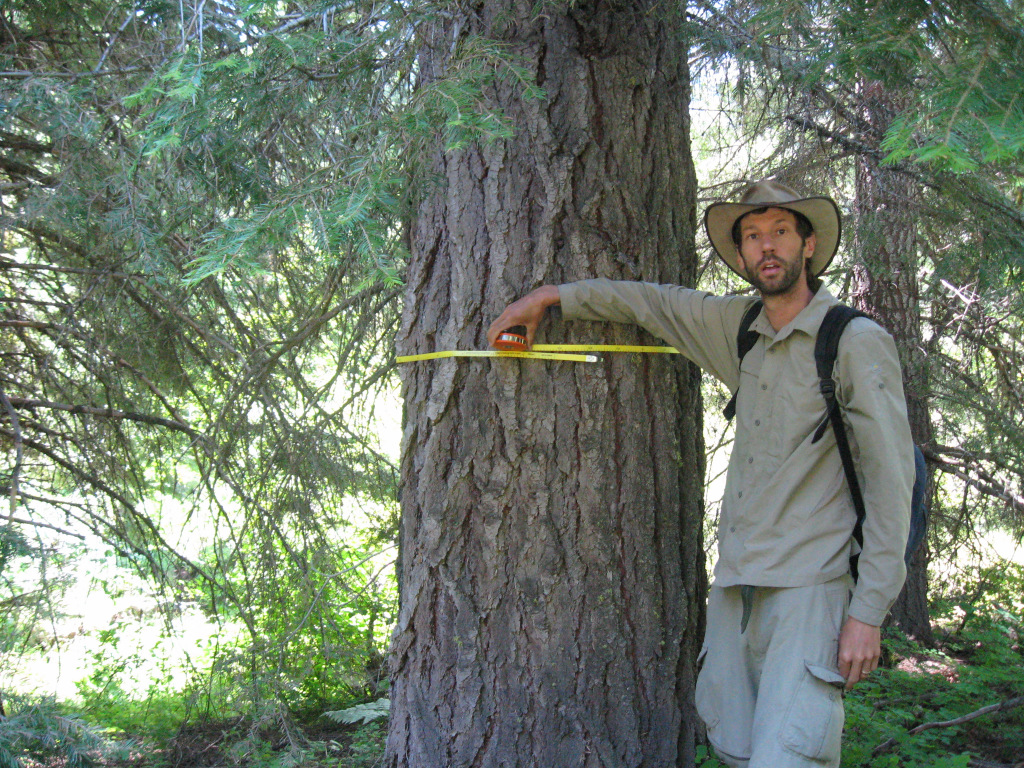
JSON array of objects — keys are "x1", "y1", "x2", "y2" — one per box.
[
  {"x1": 852, "y1": 84, "x2": 934, "y2": 645},
  {"x1": 388, "y1": 2, "x2": 705, "y2": 766}
]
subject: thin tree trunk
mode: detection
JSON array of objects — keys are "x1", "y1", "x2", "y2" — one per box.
[
  {"x1": 852, "y1": 83, "x2": 934, "y2": 645},
  {"x1": 388, "y1": 1, "x2": 705, "y2": 766}
]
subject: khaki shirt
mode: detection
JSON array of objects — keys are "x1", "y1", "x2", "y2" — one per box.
[{"x1": 559, "y1": 279, "x2": 913, "y2": 626}]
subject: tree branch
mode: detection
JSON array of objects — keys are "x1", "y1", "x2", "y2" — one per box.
[
  {"x1": 0, "y1": 131, "x2": 53, "y2": 153},
  {"x1": 2, "y1": 514, "x2": 85, "y2": 540},
  {"x1": 0, "y1": 155, "x2": 57, "y2": 186},
  {"x1": 0, "y1": 385, "x2": 23, "y2": 517},
  {"x1": 0, "y1": 67, "x2": 149, "y2": 79},
  {"x1": 922, "y1": 445, "x2": 1024, "y2": 512},
  {"x1": 6, "y1": 397, "x2": 199, "y2": 438},
  {"x1": 873, "y1": 696, "x2": 1024, "y2": 756}
]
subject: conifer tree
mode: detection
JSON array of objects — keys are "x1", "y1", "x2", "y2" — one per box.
[{"x1": 388, "y1": 2, "x2": 706, "y2": 764}]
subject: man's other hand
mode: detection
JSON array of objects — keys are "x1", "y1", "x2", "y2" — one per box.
[
  {"x1": 838, "y1": 616, "x2": 881, "y2": 690},
  {"x1": 486, "y1": 286, "x2": 560, "y2": 349}
]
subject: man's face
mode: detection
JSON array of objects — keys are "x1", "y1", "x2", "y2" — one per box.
[{"x1": 735, "y1": 208, "x2": 816, "y2": 297}]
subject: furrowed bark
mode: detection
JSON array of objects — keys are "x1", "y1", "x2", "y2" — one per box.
[
  {"x1": 389, "y1": 1, "x2": 705, "y2": 765},
  {"x1": 853, "y1": 82, "x2": 934, "y2": 645}
]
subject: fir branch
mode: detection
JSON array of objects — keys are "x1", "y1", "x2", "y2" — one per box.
[
  {"x1": 923, "y1": 445, "x2": 1024, "y2": 513},
  {"x1": 5, "y1": 397, "x2": 199, "y2": 437},
  {"x1": 0, "y1": 67, "x2": 150, "y2": 79}
]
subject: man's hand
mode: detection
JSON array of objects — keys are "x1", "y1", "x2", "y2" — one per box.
[
  {"x1": 838, "y1": 616, "x2": 881, "y2": 690},
  {"x1": 486, "y1": 286, "x2": 561, "y2": 349}
]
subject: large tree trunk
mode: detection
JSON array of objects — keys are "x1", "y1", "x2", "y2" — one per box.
[
  {"x1": 852, "y1": 84, "x2": 934, "y2": 645},
  {"x1": 388, "y1": 2, "x2": 705, "y2": 766}
]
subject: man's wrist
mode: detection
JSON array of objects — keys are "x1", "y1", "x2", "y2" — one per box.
[{"x1": 534, "y1": 285, "x2": 561, "y2": 308}]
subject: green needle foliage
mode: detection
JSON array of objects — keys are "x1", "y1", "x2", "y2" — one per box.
[
  {"x1": 0, "y1": 697, "x2": 110, "y2": 768},
  {"x1": 693, "y1": 0, "x2": 1024, "y2": 174},
  {"x1": 1, "y1": 0, "x2": 540, "y2": 728}
]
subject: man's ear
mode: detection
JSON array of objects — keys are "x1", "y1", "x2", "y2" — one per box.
[{"x1": 803, "y1": 233, "x2": 817, "y2": 257}]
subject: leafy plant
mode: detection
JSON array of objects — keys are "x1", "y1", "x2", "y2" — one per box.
[
  {"x1": 843, "y1": 571, "x2": 1024, "y2": 766},
  {"x1": 324, "y1": 697, "x2": 390, "y2": 725},
  {"x1": 339, "y1": 721, "x2": 388, "y2": 768},
  {"x1": 695, "y1": 744, "x2": 727, "y2": 766}
]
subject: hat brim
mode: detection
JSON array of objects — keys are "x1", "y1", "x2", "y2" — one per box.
[{"x1": 704, "y1": 197, "x2": 842, "y2": 280}]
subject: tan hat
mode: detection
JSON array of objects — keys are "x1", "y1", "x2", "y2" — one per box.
[{"x1": 704, "y1": 180, "x2": 842, "y2": 279}]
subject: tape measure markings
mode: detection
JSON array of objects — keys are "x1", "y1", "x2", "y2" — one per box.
[
  {"x1": 533, "y1": 344, "x2": 679, "y2": 354},
  {"x1": 396, "y1": 350, "x2": 600, "y2": 364},
  {"x1": 396, "y1": 345, "x2": 679, "y2": 364}
]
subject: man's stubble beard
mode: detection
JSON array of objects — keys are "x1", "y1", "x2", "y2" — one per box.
[{"x1": 746, "y1": 254, "x2": 806, "y2": 297}]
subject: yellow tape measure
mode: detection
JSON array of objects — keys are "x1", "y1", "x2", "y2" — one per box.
[
  {"x1": 535, "y1": 344, "x2": 679, "y2": 354},
  {"x1": 396, "y1": 344, "x2": 680, "y2": 364}
]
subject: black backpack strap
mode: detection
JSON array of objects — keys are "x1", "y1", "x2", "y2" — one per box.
[
  {"x1": 723, "y1": 300, "x2": 764, "y2": 421},
  {"x1": 812, "y1": 304, "x2": 871, "y2": 580}
]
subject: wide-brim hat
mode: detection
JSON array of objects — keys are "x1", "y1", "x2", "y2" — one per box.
[{"x1": 704, "y1": 180, "x2": 842, "y2": 279}]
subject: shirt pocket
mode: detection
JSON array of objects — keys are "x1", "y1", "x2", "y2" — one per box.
[{"x1": 778, "y1": 366, "x2": 831, "y2": 454}]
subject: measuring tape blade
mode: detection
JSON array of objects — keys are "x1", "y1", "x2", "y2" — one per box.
[
  {"x1": 532, "y1": 344, "x2": 679, "y2": 354},
  {"x1": 396, "y1": 350, "x2": 601, "y2": 364}
]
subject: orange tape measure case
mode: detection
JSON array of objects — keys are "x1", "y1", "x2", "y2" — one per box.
[{"x1": 493, "y1": 325, "x2": 529, "y2": 351}]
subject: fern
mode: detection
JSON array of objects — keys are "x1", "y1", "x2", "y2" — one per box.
[{"x1": 323, "y1": 697, "x2": 390, "y2": 725}]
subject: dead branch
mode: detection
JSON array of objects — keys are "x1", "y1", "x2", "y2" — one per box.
[
  {"x1": 922, "y1": 444, "x2": 1024, "y2": 512},
  {"x1": 873, "y1": 696, "x2": 1024, "y2": 756}
]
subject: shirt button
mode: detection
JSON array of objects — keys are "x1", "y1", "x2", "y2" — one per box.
[
  {"x1": 754, "y1": 419, "x2": 761, "y2": 426},
  {"x1": 738, "y1": 491, "x2": 743, "y2": 498},
  {"x1": 730, "y1": 526, "x2": 736, "y2": 533},
  {"x1": 761, "y1": 383, "x2": 768, "y2": 390},
  {"x1": 747, "y1": 457, "x2": 753, "y2": 464}
]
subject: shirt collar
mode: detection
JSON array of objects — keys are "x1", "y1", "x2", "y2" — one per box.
[{"x1": 750, "y1": 286, "x2": 840, "y2": 342}]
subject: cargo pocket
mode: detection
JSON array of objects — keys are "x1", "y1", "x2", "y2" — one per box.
[
  {"x1": 779, "y1": 661, "x2": 845, "y2": 761},
  {"x1": 694, "y1": 646, "x2": 720, "y2": 731}
]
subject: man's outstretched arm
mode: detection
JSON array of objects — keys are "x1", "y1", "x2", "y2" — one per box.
[{"x1": 486, "y1": 286, "x2": 561, "y2": 349}]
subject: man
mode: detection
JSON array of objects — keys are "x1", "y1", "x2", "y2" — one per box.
[{"x1": 486, "y1": 181, "x2": 914, "y2": 767}]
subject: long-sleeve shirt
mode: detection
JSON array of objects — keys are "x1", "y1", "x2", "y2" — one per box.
[{"x1": 558, "y1": 279, "x2": 913, "y2": 626}]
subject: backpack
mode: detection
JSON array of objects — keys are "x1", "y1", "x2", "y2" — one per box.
[{"x1": 723, "y1": 300, "x2": 928, "y2": 581}]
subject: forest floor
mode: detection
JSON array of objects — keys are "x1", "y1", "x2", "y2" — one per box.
[
  {"x1": 14, "y1": 603, "x2": 1023, "y2": 768},
  {"x1": 77, "y1": 641, "x2": 1024, "y2": 768},
  {"x1": 159, "y1": 718, "x2": 385, "y2": 768}
]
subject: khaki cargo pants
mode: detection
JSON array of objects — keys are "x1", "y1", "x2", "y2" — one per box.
[{"x1": 695, "y1": 576, "x2": 852, "y2": 767}]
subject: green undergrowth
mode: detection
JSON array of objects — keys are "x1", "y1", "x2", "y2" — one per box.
[
  {"x1": 6, "y1": 568, "x2": 1022, "y2": 768},
  {"x1": 842, "y1": 564, "x2": 1024, "y2": 767},
  {"x1": 164, "y1": 715, "x2": 387, "y2": 768},
  {"x1": 0, "y1": 695, "x2": 136, "y2": 768}
]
